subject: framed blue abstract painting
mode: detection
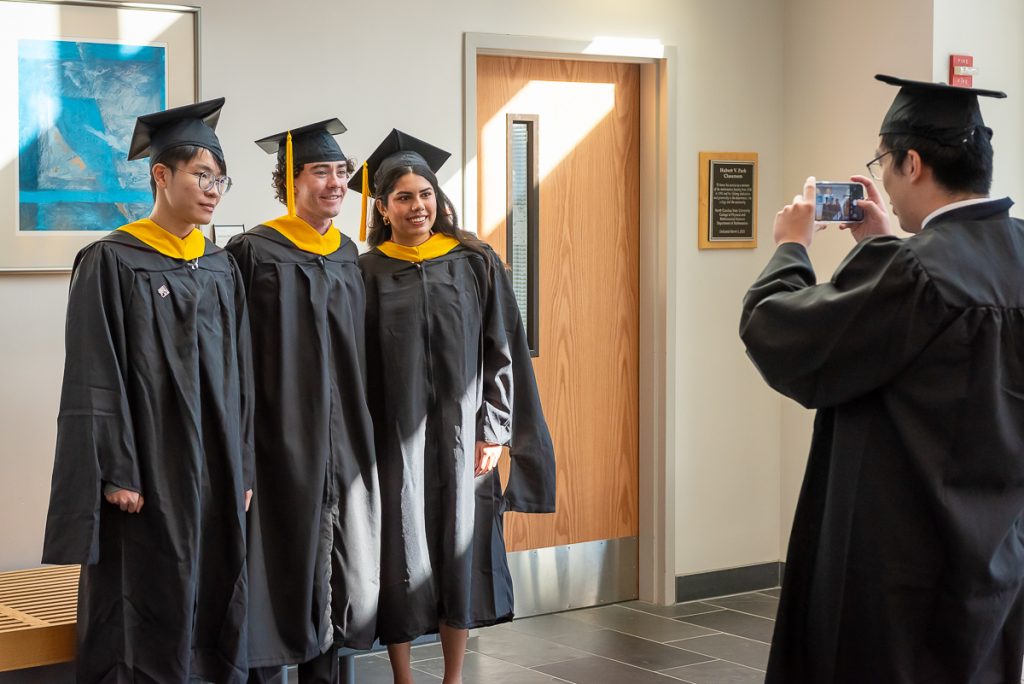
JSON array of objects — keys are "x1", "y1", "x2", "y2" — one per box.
[
  {"x1": 19, "y1": 39, "x2": 167, "y2": 233},
  {"x1": 0, "y1": 1, "x2": 198, "y2": 271}
]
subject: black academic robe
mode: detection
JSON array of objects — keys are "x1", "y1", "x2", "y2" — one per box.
[
  {"x1": 226, "y1": 225, "x2": 380, "y2": 664},
  {"x1": 42, "y1": 230, "x2": 254, "y2": 684},
  {"x1": 740, "y1": 198, "x2": 1024, "y2": 684},
  {"x1": 360, "y1": 243, "x2": 555, "y2": 645}
]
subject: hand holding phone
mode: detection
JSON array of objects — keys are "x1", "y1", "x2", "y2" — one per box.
[
  {"x1": 773, "y1": 176, "x2": 818, "y2": 247},
  {"x1": 841, "y1": 175, "x2": 896, "y2": 243},
  {"x1": 815, "y1": 182, "x2": 865, "y2": 223}
]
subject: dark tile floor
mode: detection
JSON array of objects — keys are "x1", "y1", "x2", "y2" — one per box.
[{"x1": 341, "y1": 589, "x2": 779, "y2": 683}]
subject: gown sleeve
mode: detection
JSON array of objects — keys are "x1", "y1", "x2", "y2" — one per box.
[
  {"x1": 492, "y1": 255, "x2": 557, "y2": 514},
  {"x1": 42, "y1": 243, "x2": 139, "y2": 565},
  {"x1": 739, "y1": 237, "x2": 952, "y2": 409},
  {"x1": 360, "y1": 257, "x2": 384, "y2": 422},
  {"x1": 228, "y1": 251, "x2": 256, "y2": 492},
  {"x1": 477, "y1": 254, "x2": 514, "y2": 446}
]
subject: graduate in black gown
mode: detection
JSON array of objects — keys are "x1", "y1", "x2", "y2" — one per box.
[
  {"x1": 351, "y1": 130, "x2": 555, "y2": 684},
  {"x1": 227, "y1": 120, "x2": 380, "y2": 683},
  {"x1": 42, "y1": 98, "x2": 254, "y2": 683},
  {"x1": 741, "y1": 75, "x2": 1024, "y2": 683}
]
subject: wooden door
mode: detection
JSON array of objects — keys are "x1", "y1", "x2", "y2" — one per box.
[{"x1": 476, "y1": 56, "x2": 640, "y2": 553}]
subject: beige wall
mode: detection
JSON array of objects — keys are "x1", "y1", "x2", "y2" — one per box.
[
  {"x1": 668, "y1": 0, "x2": 786, "y2": 575},
  {"x1": 775, "y1": 0, "x2": 935, "y2": 557},
  {"x1": 0, "y1": 275, "x2": 67, "y2": 570},
  {"x1": 933, "y1": 0, "x2": 1024, "y2": 200}
]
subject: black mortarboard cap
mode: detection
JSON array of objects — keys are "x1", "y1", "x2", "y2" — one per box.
[
  {"x1": 348, "y1": 129, "x2": 451, "y2": 242},
  {"x1": 127, "y1": 97, "x2": 225, "y2": 162},
  {"x1": 254, "y1": 118, "x2": 348, "y2": 166},
  {"x1": 876, "y1": 74, "x2": 1006, "y2": 145},
  {"x1": 347, "y1": 129, "x2": 451, "y2": 196}
]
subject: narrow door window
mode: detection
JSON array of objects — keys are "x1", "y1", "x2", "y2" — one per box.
[{"x1": 506, "y1": 113, "x2": 540, "y2": 356}]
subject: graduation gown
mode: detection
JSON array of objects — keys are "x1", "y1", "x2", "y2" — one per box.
[
  {"x1": 226, "y1": 220, "x2": 380, "y2": 664},
  {"x1": 42, "y1": 222, "x2": 254, "y2": 684},
  {"x1": 360, "y1": 238, "x2": 555, "y2": 645},
  {"x1": 740, "y1": 198, "x2": 1024, "y2": 684}
]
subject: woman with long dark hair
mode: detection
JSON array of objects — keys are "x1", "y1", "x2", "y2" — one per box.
[{"x1": 352, "y1": 130, "x2": 555, "y2": 684}]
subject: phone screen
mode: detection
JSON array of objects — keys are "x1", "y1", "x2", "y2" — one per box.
[{"x1": 815, "y1": 182, "x2": 865, "y2": 222}]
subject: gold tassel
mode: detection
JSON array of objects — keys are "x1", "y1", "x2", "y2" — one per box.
[
  {"x1": 359, "y1": 161, "x2": 369, "y2": 242},
  {"x1": 285, "y1": 131, "x2": 296, "y2": 216}
]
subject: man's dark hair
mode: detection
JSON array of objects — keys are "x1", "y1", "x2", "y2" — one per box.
[
  {"x1": 149, "y1": 145, "x2": 227, "y2": 197},
  {"x1": 271, "y1": 157, "x2": 357, "y2": 205},
  {"x1": 882, "y1": 129, "x2": 994, "y2": 195}
]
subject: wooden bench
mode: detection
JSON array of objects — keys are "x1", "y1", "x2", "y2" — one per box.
[
  {"x1": 0, "y1": 565, "x2": 78, "y2": 672},
  {"x1": 0, "y1": 564, "x2": 417, "y2": 680}
]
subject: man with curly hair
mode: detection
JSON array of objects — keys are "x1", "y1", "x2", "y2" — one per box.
[{"x1": 227, "y1": 119, "x2": 379, "y2": 684}]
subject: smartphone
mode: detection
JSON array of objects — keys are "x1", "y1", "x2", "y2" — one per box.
[{"x1": 815, "y1": 181, "x2": 865, "y2": 223}]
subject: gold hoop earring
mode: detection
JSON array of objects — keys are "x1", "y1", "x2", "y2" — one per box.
[{"x1": 382, "y1": 215, "x2": 391, "y2": 226}]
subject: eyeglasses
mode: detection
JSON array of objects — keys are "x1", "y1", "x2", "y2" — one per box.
[
  {"x1": 174, "y1": 167, "x2": 233, "y2": 194},
  {"x1": 865, "y1": 150, "x2": 902, "y2": 180}
]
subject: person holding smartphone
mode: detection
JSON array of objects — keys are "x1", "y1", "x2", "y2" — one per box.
[
  {"x1": 42, "y1": 99, "x2": 254, "y2": 683},
  {"x1": 741, "y1": 75, "x2": 1024, "y2": 683}
]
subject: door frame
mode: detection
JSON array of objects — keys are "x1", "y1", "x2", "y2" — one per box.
[{"x1": 463, "y1": 32, "x2": 678, "y2": 605}]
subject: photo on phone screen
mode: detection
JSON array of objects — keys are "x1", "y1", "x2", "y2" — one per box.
[{"x1": 815, "y1": 182, "x2": 865, "y2": 222}]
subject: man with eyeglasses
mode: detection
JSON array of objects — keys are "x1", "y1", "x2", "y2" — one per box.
[
  {"x1": 741, "y1": 75, "x2": 1024, "y2": 683},
  {"x1": 226, "y1": 120, "x2": 380, "y2": 684},
  {"x1": 42, "y1": 98, "x2": 255, "y2": 683}
]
